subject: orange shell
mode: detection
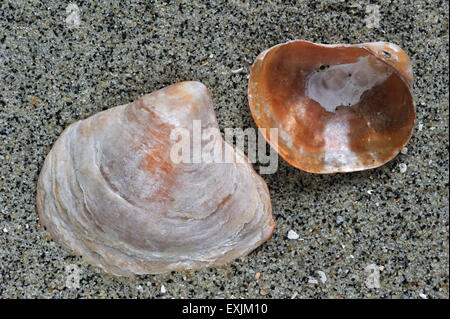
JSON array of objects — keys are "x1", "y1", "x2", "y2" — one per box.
[
  {"x1": 248, "y1": 40, "x2": 415, "y2": 173},
  {"x1": 36, "y1": 82, "x2": 275, "y2": 276}
]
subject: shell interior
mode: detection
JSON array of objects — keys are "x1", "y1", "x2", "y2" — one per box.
[{"x1": 248, "y1": 40, "x2": 415, "y2": 173}]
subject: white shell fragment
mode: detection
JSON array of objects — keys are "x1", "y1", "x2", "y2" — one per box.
[
  {"x1": 287, "y1": 230, "x2": 299, "y2": 240},
  {"x1": 317, "y1": 270, "x2": 327, "y2": 284},
  {"x1": 36, "y1": 81, "x2": 275, "y2": 276}
]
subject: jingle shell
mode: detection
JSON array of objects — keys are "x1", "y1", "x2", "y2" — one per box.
[
  {"x1": 248, "y1": 40, "x2": 415, "y2": 173},
  {"x1": 36, "y1": 81, "x2": 275, "y2": 276}
]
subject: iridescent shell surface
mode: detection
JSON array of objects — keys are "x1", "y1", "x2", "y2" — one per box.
[
  {"x1": 36, "y1": 81, "x2": 274, "y2": 276},
  {"x1": 248, "y1": 40, "x2": 415, "y2": 173}
]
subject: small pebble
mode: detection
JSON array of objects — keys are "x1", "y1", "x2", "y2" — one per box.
[
  {"x1": 419, "y1": 293, "x2": 427, "y2": 299},
  {"x1": 161, "y1": 285, "x2": 166, "y2": 293},
  {"x1": 399, "y1": 163, "x2": 407, "y2": 173},
  {"x1": 254, "y1": 272, "x2": 261, "y2": 280},
  {"x1": 2, "y1": 227, "x2": 8, "y2": 233},
  {"x1": 291, "y1": 291, "x2": 298, "y2": 299},
  {"x1": 401, "y1": 147, "x2": 408, "y2": 154},
  {"x1": 308, "y1": 277, "x2": 318, "y2": 285},
  {"x1": 336, "y1": 216, "x2": 344, "y2": 225},
  {"x1": 287, "y1": 230, "x2": 299, "y2": 240},
  {"x1": 364, "y1": 264, "x2": 381, "y2": 289},
  {"x1": 317, "y1": 271, "x2": 327, "y2": 284}
]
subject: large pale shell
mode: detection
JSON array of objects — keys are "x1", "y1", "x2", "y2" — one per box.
[
  {"x1": 248, "y1": 40, "x2": 415, "y2": 173},
  {"x1": 36, "y1": 81, "x2": 274, "y2": 276}
]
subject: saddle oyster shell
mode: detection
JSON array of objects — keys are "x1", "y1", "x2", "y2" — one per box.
[
  {"x1": 36, "y1": 81, "x2": 275, "y2": 276},
  {"x1": 248, "y1": 40, "x2": 415, "y2": 173}
]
